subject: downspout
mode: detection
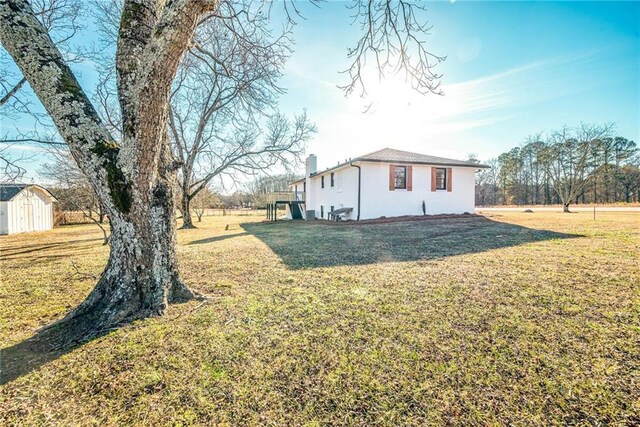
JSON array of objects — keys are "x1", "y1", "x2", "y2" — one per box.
[{"x1": 350, "y1": 162, "x2": 361, "y2": 221}]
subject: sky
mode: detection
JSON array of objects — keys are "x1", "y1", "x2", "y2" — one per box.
[{"x1": 1, "y1": 0, "x2": 639, "y2": 183}]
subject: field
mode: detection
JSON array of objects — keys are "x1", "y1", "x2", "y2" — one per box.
[{"x1": 1, "y1": 212, "x2": 639, "y2": 425}]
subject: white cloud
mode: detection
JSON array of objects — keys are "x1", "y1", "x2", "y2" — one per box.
[{"x1": 0, "y1": 143, "x2": 48, "y2": 153}]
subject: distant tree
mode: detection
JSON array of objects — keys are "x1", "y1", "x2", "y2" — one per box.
[
  {"x1": 544, "y1": 124, "x2": 614, "y2": 212},
  {"x1": 466, "y1": 153, "x2": 481, "y2": 164},
  {"x1": 40, "y1": 149, "x2": 109, "y2": 243},
  {"x1": 167, "y1": 13, "x2": 313, "y2": 229},
  {"x1": 191, "y1": 187, "x2": 219, "y2": 222},
  {"x1": 617, "y1": 163, "x2": 640, "y2": 203},
  {"x1": 475, "y1": 125, "x2": 637, "y2": 207}
]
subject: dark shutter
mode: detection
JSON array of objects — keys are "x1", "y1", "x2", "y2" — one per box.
[
  {"x1": 431, "y1": 167, "x2": 437, "y2": 192},
  {"x1": 407, "y1": 165, "x2": 413, "y2": 191},
  {"x1": 389, "y1": 165, "x2": 395, "y2": 191},
  {"x1": 447, "y1": 168, "x2": 453, "y2": 192}
]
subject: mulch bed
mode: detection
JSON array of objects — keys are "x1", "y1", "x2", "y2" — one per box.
[{"x1": 317, "y1": 213, "x2": 481, "y2": 226}]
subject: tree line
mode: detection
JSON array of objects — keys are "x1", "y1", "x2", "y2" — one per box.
[{"x1": 475, "y1": 124, "x2": 640, "y2": 210}]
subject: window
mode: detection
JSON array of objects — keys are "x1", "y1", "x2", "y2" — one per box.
[
  {"x1": 321, "y1": 176, "x2": 325, "y2": 188},
  {"x1": 394, "y1": 166, "x2": 407, "y2": 189},
  {"x1": 303, "y1": 181, "x2": 306, "y2": 192},
  {"x1": 320, "y1": 205, "x2": 324, "y2": 218},
  {"x1": 330, "y1": 172, "x2": 335, "y2": 187},
  {"x1": 435, "y1": 168, "x2": 447, "y2": 190}
]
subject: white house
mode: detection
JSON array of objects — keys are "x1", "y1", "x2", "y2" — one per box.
[
  {"x1": 0, "y1": 184, "x2": 57, "y2": 235},
  {"x1": 289, "y1": 148, "x2": 489, "y2": 221}
]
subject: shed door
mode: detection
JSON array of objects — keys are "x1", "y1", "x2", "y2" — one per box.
[{"x1": 21, "y1": 203, "x2": 34, "y2": 232}]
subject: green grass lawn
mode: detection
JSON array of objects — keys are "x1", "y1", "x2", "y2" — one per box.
[{"x1": 1, "y1": 212, "x2": 639, "y2": 425}]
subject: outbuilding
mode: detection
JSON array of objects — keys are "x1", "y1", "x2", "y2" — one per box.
[{"x1": 0, "y1": 184, "x2": 57, "y2": 235}]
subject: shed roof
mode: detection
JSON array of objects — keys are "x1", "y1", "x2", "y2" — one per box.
[{"x1": 0, "y1": 184, "x2": 57, "y2": 202}]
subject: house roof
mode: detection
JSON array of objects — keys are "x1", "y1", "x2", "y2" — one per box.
[
  {"x1": 309, "y1": 148, "x2": 490, "y2": 177},
  {"x1": 356, "y1": 148, "x2": 490, "y2": 168},
  {"x1": 0, "y1": 184, "x2": 57, "y2": 202}
]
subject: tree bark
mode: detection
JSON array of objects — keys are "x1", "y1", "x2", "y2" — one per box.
[
  {"x1": 563, "y1": 203, "x2": 570, "y2": 213},
  {"x1": 180, "y1": 193, "x2": 196, "y2": 229},
  {"x1": 98, "y1": 204, "x2": 106, "y2": 224},
  {"x1": 0, "y1": 0, "x2": 215, "y2": 339},
  {"x1": 57, "y1": 171, "x2": 197, "y2": 335}
]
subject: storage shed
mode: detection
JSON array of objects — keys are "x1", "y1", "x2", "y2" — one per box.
[{"x1": 0, "y1": 184, "x2": 57, "y2": 235}]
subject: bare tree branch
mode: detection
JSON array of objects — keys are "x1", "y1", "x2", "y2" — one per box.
[{"x1": 340, "y1": 0, "x2": 445, "y2": 97}]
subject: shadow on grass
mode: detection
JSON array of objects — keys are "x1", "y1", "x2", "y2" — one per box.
[
  {"x1": 0, "y1": 237, "x2": 104, "y2": 260},
  {"x1": 188, "y1": 231, "x2": 248, "y2": 245},
  {"x1": 2, "y1": 216, "x2": 580, "y2": 386},
  {"x1": 242, "y1": 216, "x2": 583, "y2": 269},
  {"x1": 1, "y1": 294, "x2": 190, "y2": 386},
  {"x1": 0, "y1": 318, "x2": 112, "y2": 386}
]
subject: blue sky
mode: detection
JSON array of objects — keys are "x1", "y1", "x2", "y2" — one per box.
[
  {"x1": 2, "y1": 0, "x2": 639, "y2": 182},
  {"x1": 276, "y1": 0, "x2": 640, "y2": 171}
]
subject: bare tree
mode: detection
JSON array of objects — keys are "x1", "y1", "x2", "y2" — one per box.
[
  {"x1": 168, "y1": 12, "x2": 312, "y2": 228},
  {"x1": 88, "y1": 0, "x2": 313, "y2": 229},
  {"x1": 341, "y1": 0, "x2": 445, "y2": 96},
  {"x1": 40, "y1": 149, "x2": 110, "y2": 243},
  {"x1": 191, "y1": 186, "x2": 218, "y2": 222},
  {"x1": 0, "y1": 0, "x2": 443, "y2": 338},
  {"x1": 0, "y1": 143, "x2": 30, "y2": 183},
  {"x1": 544, "y1": 124, "x2": 614, "y2": 212},
  {"x1": 173, "y1": 109, "x2": 314, "y2": 227}
]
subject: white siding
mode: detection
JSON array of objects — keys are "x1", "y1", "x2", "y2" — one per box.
[
  {"x1": 1, "y1": 187, "x2": 54, "y2": 235},
  {"x1": 360, "y1": 163, "x2": 476, "y2": 219},
  {"x1": 0, "y1": 201, "x2": 7, "y2": 234},
  {"x1": 302, "y1": 161, "x2": 477, "y2": 220},
  {"x1": 310, "y1": 166, "x2": 359, "y2": 220}
]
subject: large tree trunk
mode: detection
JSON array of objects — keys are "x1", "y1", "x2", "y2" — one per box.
[
  {"x1": 60, "y1": 177, "x2": 196, "y2": 334},
  {"x1": 563, "y1": 202, "x2": 571, "y2": 213},
  {"x1": 1, "y1": 0, "x2": 216, "y2": 339}
]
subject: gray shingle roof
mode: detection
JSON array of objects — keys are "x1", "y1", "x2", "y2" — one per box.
[
  {"x1": 309, "y1": 148, "x2": 490, "y2": 176},
  {"x1": 356, "y1": 148, "x2": 490, "y2": 168},
  {"x1": 0, "y1": 184, "x2": 57, "y2": 201},
  {"x1": 0, "y1": 184, "x2": 29, "y2": 201}
]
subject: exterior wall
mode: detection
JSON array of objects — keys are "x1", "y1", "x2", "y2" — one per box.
[
  {"x1": 310, "y1": 166, "x2": 360, "y2": 220},
  {"x1": 359, "y1": 163, "x2": 476, "y2": 219},
  {"x1": 1, "y1": 187, "x2": 54, "y2": 235},
  {"x1": 298, "y1": 162, "x2": 477, "y2": 220}
]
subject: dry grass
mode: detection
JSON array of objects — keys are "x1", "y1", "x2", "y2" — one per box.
[{"x1": 1, "y1": 212, "x2": 639, "y2": 426}]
